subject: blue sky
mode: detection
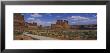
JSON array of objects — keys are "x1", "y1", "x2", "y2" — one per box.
[{"x1": 21, "y1": 13, "x2": 97, "y2": 26}]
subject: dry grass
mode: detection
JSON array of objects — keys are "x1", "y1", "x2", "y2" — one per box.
[{"x1": 15, "y1": 35, "x2": 33, "y2": 40}]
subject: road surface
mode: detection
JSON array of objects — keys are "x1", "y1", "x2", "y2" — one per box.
[{"x1": 23, "y1": 33, "x2": 58, "y2": 40}]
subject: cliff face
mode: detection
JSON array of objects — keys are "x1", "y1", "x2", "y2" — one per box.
[
  {"x1": 14, "y1": 13, "x2": 38, "y2": 33},
  {"x1": 25, "y1": 22, "x2": 38, "y2": 32},
  {"x1": 14, "y1": 13, "x2": 25, "y2": 32},
  {"x1": 51, "y1": 20, "x2": 70, "y2": 30}
]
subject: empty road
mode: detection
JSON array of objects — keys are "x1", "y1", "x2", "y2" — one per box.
[{"x1": 23, "y1": 33, "x2": 58, "y2": 40}]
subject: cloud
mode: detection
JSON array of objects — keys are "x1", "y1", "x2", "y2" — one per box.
[
  {"x1": 47, "y1": 22, "x2": 52, "y2": 24},
  {"x1": 37, "y1": 20, "x2": 56, "y2": 26},
  {"x1": 27, "y1": 18, "x2": 44, "y2": 25},
  {"x1": 28, "y1": 19, "x2": 47, "y2": 26},
  {"x1": 27, "y1": 17, "x2": 35, "y2": 20},
  {"x1": 27, "y1": 18, "x2": 55, "y2": 26},
  {"x1": 27, "y1": 17, "x2": 35, "y2": 23},
  {"x1": 56, "y1": 16, "x2": 61, "y2": 17},
  {"x1": 46, "y1": 21, "x2": 56, "y2": 24},
  {"x1": 31, "y1": 13, "x2": 42, "y2": 17},
  {"x1": 63, "y1": 19, "x2": 68, "y2": 20},
  {"x1": 68, "y1": 16, "x2": 89, "y2": 21},
  {"x1": 71, "y1": 22, "x2": 76, "y2": 23},
  {"x1": 68, "y1": 16, "x2": 97, "y2": 25},
  {"x1": 71, "y1": 19, "x2": 97, "y2": 25},
  {"x1": 35, "y1": 19, "x2": 42, "y2": 22}
]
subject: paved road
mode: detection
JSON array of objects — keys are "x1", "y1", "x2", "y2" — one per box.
[{"x1": 23, "y1": 33, "x2": 58, "y2": 40}]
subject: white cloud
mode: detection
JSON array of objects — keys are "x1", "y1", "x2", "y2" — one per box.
[
  {"x1": 32, "y1": 19, "x2": 54, "y2": 26},
  {"x1": 47, "y1": 22, "x2": 52, "y2": 24},
  {"x1": 27, "y1": 18, "x2": 54, "y2": 26},
  {"x1": 27, "y1": 17, "x2": 35, "y2": 20},
  {"x1": 56, "y1": 16, "x2": 61, "y2": 17},
  {"x1": 63, "y1": 19, "x2": 68, "y2": 20},
  {"x1": 46, "y1": 21, "x2": 56, "y2": 24},
  {"x1": 27, "y1": 17, "x2": 35, "y2": 23},
  {"x1": 71, "y1": 22, "x2": 76, "y2": 23},
  {"x1": 68, "y1": 16, "x2": 97, "y2": 25},
  {"x1": 80, "y1": 19, "x2": 96, "y2": 22},
  {"x1": 68, "y1": 16, "x2": 89, "y2": 21},
  {"x1": 31, "y1": 13, "x2": 42, "y2": 17},
  {"x1": 34, "y1": 19, "x2": 43, "y2": 25},
  {"x1": 74, "y1": 19, "x2": 97, "y2": 25},
  {"x1": 30, "y1": 19, "x2": 47, "y2": 26}
]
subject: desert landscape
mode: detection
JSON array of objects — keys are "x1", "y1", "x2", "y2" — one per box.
[{"x1": 14, "y1": 13, "x2": 97, "y2": 40}]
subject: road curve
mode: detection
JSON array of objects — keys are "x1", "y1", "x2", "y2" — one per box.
[{"x1": 23, "y1": 33, "x2": 58, "y2": 40}]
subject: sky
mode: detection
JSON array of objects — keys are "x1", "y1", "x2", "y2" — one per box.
[{"x1": 21, "y1": 13, "x2": 97, "y2": 26}]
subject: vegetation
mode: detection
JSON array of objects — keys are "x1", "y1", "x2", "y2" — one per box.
[
  {"x1": 28, "y1": 30, "x2": 97, "y2": 40},
  {"x1": 14, "y1": 31, "x2": 23, "y2": 36}
]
